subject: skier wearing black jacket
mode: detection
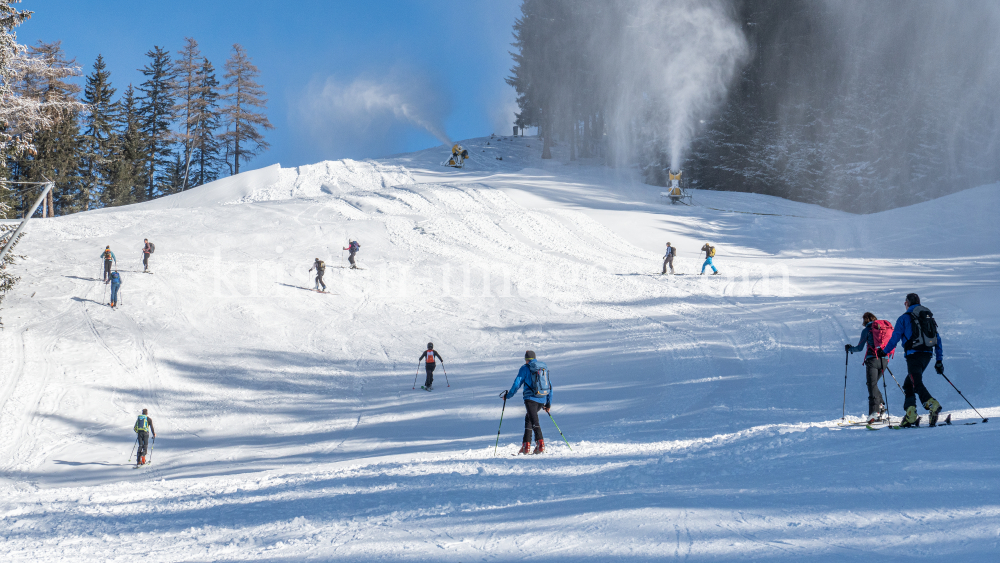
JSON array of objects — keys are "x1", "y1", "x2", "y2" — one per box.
[
  {"x1": 419, "y1": 343, "x2": 442, "y2": 390},
  {"x1": 309, "y1": 258, "x2": 327, "y2": 292}
]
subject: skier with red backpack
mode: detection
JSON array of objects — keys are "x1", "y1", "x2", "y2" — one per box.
[
  {"x1": 846, "y1": 312, "x2": 893, "y2": 423},
  {"x1": 879, "y1": 293, "x2": 944, "y2": 427},
  {"x1": 500, "y1": 350, "x2": 552, "y2": 454}
]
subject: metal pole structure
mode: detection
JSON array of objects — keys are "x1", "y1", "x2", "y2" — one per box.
[
  {"x1": 842, "y1": 351, "x2": 849, "y2": 421},
  {"x1": 0, "y1": 182, "x2": 52, "y2": 264}
]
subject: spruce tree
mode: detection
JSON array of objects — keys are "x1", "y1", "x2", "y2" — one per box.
[
  {"x1": 104, "y1": 84, "x2": 143, "y2": 207},
  {"x1": 220, "y1": 44, "x2": 272, "y2": 175},
  {"x1": 80, "y1": 54, "x2": 118, "y2": 210},
  {"x1": 191, "y1": 57, "x2": 221, "y2": 187},
  {"x1": 137, "y1": 46, "x2": 175, "y2": 200}
]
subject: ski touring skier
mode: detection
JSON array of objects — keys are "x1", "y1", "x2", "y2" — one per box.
[
  {"x1": 101, "y1": 246, "x2": 116, "y2": 282},
  {"x1": 309, "y1": 258, "x2": 327, "y2": 292},
  {"x1": 343, "y1": 239, "x2": 360, "y2": 269},
  {"x1": 500, "y1": 350, "x2": 552, "y2": 454},
  {"x1": 879, "y1": 293, "x2": 944, "y2": 427},
  {"x1": 141, "y1": 239, "x2": 154, "y2": 273},
  {"x1": 662, "y1": 242, "x2": 676, "y2": 275},
  {"x1": 418, "y1": 342, "x2": 443, "y2": 391},
  {"x1": 846, "y1": 312, "x2": 893, "y2": 423},
  {"x1": 109, "y1": 270, "x2": 122, "y2": 308},
  {"x1": 700, "y1": 243, "x2": 719, "y2": 275},
  {"x1": 133, "y1": 408, "x2": 156, "y2": 466}
]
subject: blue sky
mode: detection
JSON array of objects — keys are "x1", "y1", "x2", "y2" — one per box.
[{"x1": 18, "y1": 0, "x2": 522, "y2": 169}]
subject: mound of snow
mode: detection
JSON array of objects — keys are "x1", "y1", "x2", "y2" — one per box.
[{"x1": 227, "y1": 159, "x2": 415, "y2": 204}]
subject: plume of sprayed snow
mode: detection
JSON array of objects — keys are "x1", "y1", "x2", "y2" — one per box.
[
  {"x1": 613, "y1": 0, "x2": 748, "y2": 169},
  {"x1": 297, "y1": 69, "x2": 451, "y2": 155}
]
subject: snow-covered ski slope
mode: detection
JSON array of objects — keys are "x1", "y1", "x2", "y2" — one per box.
[{"x1": 1, "y1": 135, "x2": 998, "y2": 561}]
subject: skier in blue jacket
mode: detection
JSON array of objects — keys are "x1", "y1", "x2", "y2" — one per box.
[
  {"x1": 501, "y1": 350, "x2": 552, "y2": 454},
  {"x1": 880, "y1": 293, "x2": 943, "y2": 427},
  {"x1": 109, "y1": 270, "x2": 122, "y2": 308}
]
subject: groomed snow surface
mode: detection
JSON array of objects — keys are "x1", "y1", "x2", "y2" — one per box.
[{"x1": 1, "y1": 136, "x2": 998, "y2": 561}]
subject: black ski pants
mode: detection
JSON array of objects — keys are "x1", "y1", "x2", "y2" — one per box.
[
  {"x1": 523, "y1": 400, "x2": 545, "y2": 443},
  {"x1": 424, "y1": 362, "x2": 435, "y2": 387},
  {"x1": 315, "y1": 272, "x2": 326, "y2": 290},
  {"x1": 142, "y1": 252, "x2": 150, "y2": 270},
  {"x1": 348, "y1": 252, "x2": 357, "y2": 267},
  {"x1": 103, "y1": 259, "x2": 113, "y2": 281},
  {"x1": 865, "y1": 356, "x2": 887, "y2": 415},
  {"x1": 137, "y1": 431, "x2": 149, "y2": 458},
  {"x1": 902, "y1": 352, "x2": 935, "y2": 411}
]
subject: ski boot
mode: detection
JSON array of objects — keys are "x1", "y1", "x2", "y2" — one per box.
[
  {"x1": 518, "y1": 442, "x2": 532, "y2": 455},
  {"x1": 924, "y1": 398, "x2": 942, "y2": 427},
  {"x1": 711, "y1": 271, "x2": 721, "y2": 275},
  {"x1": 532, "y1": 439, "x2": 545, "y2": 454},
  {"x1": 898, "y1": 406, "x2": 919, "y2": 428},
  {"x1": 139, "y1": 455, "x2": 145, "y2": 465}
]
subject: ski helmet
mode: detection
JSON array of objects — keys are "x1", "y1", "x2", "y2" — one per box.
[{"x1": 427, "y1": 342, "x2": 433, "y2": 349}]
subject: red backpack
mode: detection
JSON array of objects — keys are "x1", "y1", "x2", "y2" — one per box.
[{"x1": 868, "y1": 319, "x2": 894, "y2": 358}]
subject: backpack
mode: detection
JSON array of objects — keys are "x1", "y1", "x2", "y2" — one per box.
[
  {"x1": 350, "y1": 241, "x2": 360, "y2": 252},
  {"x1": 867, "y1": 319, "x2": 894, "y2": 358},
  {"x1": 149, "y1": 242, "x2": 155, "y2": 254},
  {"x1": 666, "y1": 246, "x2": 675, "y2": 258},
  {"x1": 317, "y1": 260, "x2": 325, "y2": 273},
  {"x1": 707, "y1": 246, "x2": 716, "y2": 258},
  {"x1": 110, "y1": 271, "x2": 121, "y2": 284},
  {"x1": 134, "y1": 415, "x2": 150, "y2": 433},
  {"x1": 528, "y1": 362, "x2": 551, "y2": 398},
  {"x1": 103, "y1": 250, "x2": 112, "y2": 260},
  {"x1": 905, "y1": 305, "x2": 939, "y2": 352}
]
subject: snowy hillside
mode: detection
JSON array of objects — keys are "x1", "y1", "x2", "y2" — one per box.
[{"x1": 1, "y1": 136, "x2": 998, "y2": 561}]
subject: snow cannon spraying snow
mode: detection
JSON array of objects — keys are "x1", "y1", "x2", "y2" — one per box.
[
  {"x1": 662, "y1": 169, "x2": 691, "y2": 205},
  {"x1": 447, "y1": 144, "x2": 469, "y2": 168}
]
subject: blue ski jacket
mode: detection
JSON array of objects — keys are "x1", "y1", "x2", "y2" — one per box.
[
  {"x1": 849, "y1": 323, "x2": 876, "y2": 360},
  {"x1": 110, "y1": 272, "x2": 121, "y2": 289},
  {"x1": 882, "y1": 305, "x2": 943, "y2": 361},
  {"x1": 505, "y1": 359, "x2": 552, "y2": 405}
]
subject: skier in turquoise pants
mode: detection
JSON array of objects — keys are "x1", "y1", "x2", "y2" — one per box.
[{"x1": 700, "y1": 243, "x2": 719, "y2": 275}]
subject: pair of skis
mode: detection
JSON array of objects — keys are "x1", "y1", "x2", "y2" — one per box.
[{"x1": 867, "y1": 414, "x2": 977, "y2": 430}]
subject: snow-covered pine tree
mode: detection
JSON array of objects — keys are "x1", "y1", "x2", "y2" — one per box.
[
  {"x1": 137, "y1": 46, "x2": 175, "y2": 201},
  {"x1": 12, "y1": 41, "x2": 86, "y2": 216},
  {"x1": 190, "y1": 57, "x2": 222, "y2": 187},
  {"x1": 80, "y1": 54, "x2": 118, "y2": 210},
  {"x1": 220, "y1": 44, "x2": 272, "y2": 175}
]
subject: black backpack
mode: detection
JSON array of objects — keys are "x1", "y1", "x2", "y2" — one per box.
[
  {"x1": 149, "y1": 242, "x2": 155, "y2": 254},
  {"x1": 904, "y1": 305, "x2": 938, "y2": 352}
]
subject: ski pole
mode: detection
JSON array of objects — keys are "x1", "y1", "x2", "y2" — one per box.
[
  {"x1": 442, "y1": 363, "x2": 450, "y2": 387},
  {"x1": 842, "y1": 351, "x2": 849, "y2": 421},
  {"x1": 546, "y1": 410, "x2": 573, "y2": 451},
  {"x1": 884, "y1": 365, "x2": 904, "y2": 393},
  {"x1": 494, "y1": 395, "x2": 506, "y2": 456},
  {"x1": 940, "y1": 372, "x2": 989, "y2": 423},
  {"x1": 412, "y1": 363, "x2": 420, "y2": 389},
  {"x1": 148, "y1": 436, "x2": 155, "y2": 463},
  {"x1": 882, "y1": 362, "x2": 890, "y2": 424},
  {"x1": 129, "y1": 436, "x2": 138, "y2": 462}
]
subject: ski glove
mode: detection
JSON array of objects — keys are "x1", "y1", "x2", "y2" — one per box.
[
  {"x1": 845, "y1": 344, "x2": 852, "y2": 352},
  {"x1": 935, "y1": 361, "x2": 944, "y2": 374}
]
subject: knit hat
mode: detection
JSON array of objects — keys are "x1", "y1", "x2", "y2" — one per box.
[{"x1": 524, "y1": 350, "x2": 536, "y2": 360}]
